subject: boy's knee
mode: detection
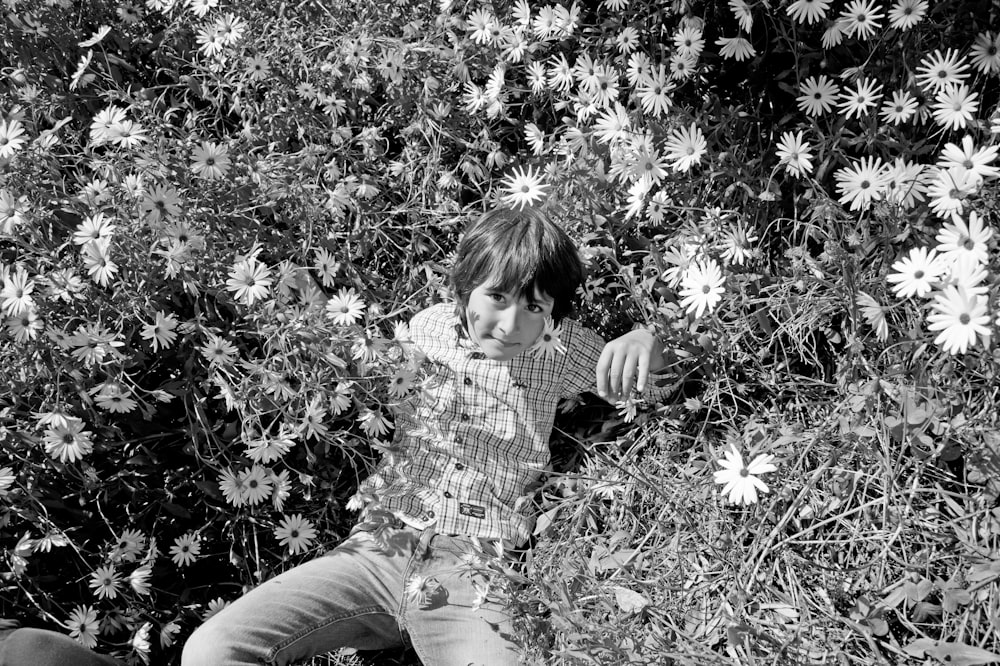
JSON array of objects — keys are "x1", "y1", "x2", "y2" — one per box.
[
  {"x1": 181, "y1": 620, "x2": 241, "y2": 666},
  {"x1": 0, "y1": 628, "x2": 120, "y2": 666}
]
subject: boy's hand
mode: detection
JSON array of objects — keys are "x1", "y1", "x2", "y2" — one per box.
[{"x1": 596, "y1": 328, "x2": 664, "y2": 402}]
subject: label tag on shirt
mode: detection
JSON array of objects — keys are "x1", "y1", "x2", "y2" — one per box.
[{"x1": 459, "y1": 503, "x2": 486, "y2": 519}]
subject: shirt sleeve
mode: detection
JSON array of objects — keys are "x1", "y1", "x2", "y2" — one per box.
[{"x1": 558, "y1": 319, "x2": 674, "y2": 405}]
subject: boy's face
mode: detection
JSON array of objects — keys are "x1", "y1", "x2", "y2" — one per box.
[{"x1": 465, "y1": 282, "x2": 554, "y2": 361}]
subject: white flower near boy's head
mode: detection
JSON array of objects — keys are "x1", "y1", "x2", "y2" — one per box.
[
  {"x1": 713, "y1": 445, "x2": 777, "y2": 505},
  {"x1": 531, "y1": 316, "x2": 566, "y2": 360},
  {"x1": 500, "y1": 165, "x2": 549, "y2": 210}
]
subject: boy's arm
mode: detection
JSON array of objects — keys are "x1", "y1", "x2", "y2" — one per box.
[{"x1": 595, "y1": 327, "x2": 668, "y2": 403}]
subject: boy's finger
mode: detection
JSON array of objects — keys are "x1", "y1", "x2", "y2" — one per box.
[
  {"x1": 596, "y1": 345, "x2": 613, "y2": 396},
  {"x1": 620, "y1": 350, "x2": 638, "y2": 396},
  {"x1": 635, "y1": 352, "x2": 650, "y2": 393}
]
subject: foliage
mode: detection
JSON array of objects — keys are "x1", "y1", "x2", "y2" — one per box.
[{"x1": 1, "y1": 0, "x2": 999, "y2": 664}]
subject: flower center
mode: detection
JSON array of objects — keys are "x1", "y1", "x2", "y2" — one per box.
[
  {"x1": 960, "y1": 313, "x2": 971, "y2": 325},
  {"x1": 913, "y1": 270, "x2": 924, "y2": 279},
  {"x1": 702, "y1": 285, "x2": 711, "y2": 294},
  {"x1": 739, "y1": 468, "x2": 749, "y2": 477}
]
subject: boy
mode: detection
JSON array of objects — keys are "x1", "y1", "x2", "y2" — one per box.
[{"x1": 182, "y1": 206, "x2": 666, "y2": 666}]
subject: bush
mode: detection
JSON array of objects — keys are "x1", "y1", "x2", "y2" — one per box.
[{"x1": 1, "y1": 0, "x2": 998, "y2": 663}]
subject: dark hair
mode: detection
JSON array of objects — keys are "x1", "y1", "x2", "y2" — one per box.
[{"x1": 450, "y1": 207, "x2": 584, "y2": 325}]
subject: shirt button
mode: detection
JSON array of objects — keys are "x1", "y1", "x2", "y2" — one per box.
[
  {"x1": 454, "y1": 463, "x2": 464, "y2": 470},
  {"x1": 461, "y1": 413, "x2": 470, "y2": 421},
  {"x1": 455, "y1": 436, "x2": 463, "y2": 445},
  {"x1": 444, "y1": 491, "x2": 453, "y2": 498},
  {"x1": 471, "y1": 352, "x2": 484, "y2": 360},
  {"x1": 426, "y1": 510, "x2": 435, "y2": 519},
  {"x1": 463, "y1": 376, "x2": 473, "y2": 386}
]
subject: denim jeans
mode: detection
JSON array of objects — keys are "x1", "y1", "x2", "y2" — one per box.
[
  {"x1": 181, "y1": 521, "x2": 521, "y2": 666},
  {"x1": 0, "y1": 627, "x2": 122, "y2": 666}
]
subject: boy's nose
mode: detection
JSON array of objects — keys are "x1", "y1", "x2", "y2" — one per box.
[{"x1": 497, "y1": 306, "x2": 521, "y2": 336}]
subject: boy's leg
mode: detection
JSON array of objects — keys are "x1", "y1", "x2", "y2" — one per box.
[
  {"x1": 402, "y1": 534, "x2": 522, "y2": 666},
  {"x1": 182, "y1": 529, "x2": 415, "y2": 666},
  {"x1": 0, "y1": 627, "x2": 123, "y2": 666}
]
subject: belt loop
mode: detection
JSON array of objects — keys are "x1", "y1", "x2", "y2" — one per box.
[{"x1": 415, "y1": 526, "x2": 436, "y2": 560}]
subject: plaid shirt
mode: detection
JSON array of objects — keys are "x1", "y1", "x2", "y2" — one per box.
[{"x1": 358, "y1": 303, "x2": 666, "y2": 546}]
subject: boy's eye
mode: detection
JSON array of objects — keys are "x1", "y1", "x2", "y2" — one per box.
[
  {"x1": 488, "y1": 293, "x2": 505, "y2": 302},
  {"x1": 526, "y1": 303, "x2": 544, "y2": 313}
]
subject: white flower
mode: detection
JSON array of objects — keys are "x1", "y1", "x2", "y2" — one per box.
[
  {"x1": 678, "y1": 259, "x2": 725, "y2": 318},
  {"x1": 531, "y1": 317, "x2": 566, "y2": 360},
  {"x1": 886, "y1": 247, "x2": 945, "y2": 299},
  {"x1": 500, "y1": 165, "x2": 549, "y2": 209},
  {"x1": 326, "y1": 288, "x2": 366, "y2": 326},
  {"x1": 273, "y1": 514, "x2": 318, "y2": 555},
  {"x1": 713, "y1": 445, "x2": 777, "y2": 505},
  {"x1": 926, "y1": 286, "x2": 991, "y2": 355}
]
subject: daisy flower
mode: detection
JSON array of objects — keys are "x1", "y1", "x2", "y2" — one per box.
[
  {"x1": 6, "y1": 309, "x2": 42, "y2": 343},
  {"x1": 838, "y1": 0, "x2": 883, "y2": 40},
  {"x1": 226, "y1": 257, "x2": 272, "y2": 306},
  {"x1": 637, "y1": 64, "x2": 673, "y2": 118},
  {"x1": 169, "y1": 533, "x2": 201, "y2": 567},
  {"x1": 674, "y1": 26, "x2": 705, "y2": 57},
  {"x1": 927, "y1": 166, "x2": 978, "y2": 220},
  {"x1": 1, "y1": 266, "x2": 34, "y2": 317},
  {"x1": 821, "y1": 20, "x2": 846, "y2": 48},
  {"x1": 729, "y1": 0, "x2": 753, "y2": 31},
  {"x1": 593, "y1": 103, "x2": 631, "y2": 145},
  {"x1": 721, "y1": 222, "x2": 759, "y2": 266},
  {"x1": 524, "y1": 123, "x2": 546, "y2": 156},
  {"x1": 883, "y1": 158, "x2": 926, "y2": 208},
  {"x1": 678, "y1": 258, "x2": 725, "y2": 318},
  {"x1": 500, "y1": 165, "x2": 549, "y2": 209},
  {"x1": 271, "y1": 469, "x2": 292, "y2": 512},
  {"x1": 239, "y1": 465, "x2": 273, "y2": 505},
  {"x1": 65, "y1": 605, "x2": 100, "y2": 648},
  {"x1": 626, "y1": 51, "x2": 652, "y2": 87},
  {"x1": 938, "y1": 136, "x2": 999, "y2": 182},
  {"x1": 358, "y1": 408, "x2": 392, "y2": 437},
  {"x1": 73, "y1": 212, "x2": 116, "y2": 245},
  {"x1": 246, "y1": 55, "x2": 270, "y2": 81},
  {"x1": 932, "y1": 84, "x2": 979, "y2": 131},
  {"x1": 93, "y1": 383, "x2": 138, "y2": 413},
  {"x1": 466, "y1": 8, "x2": 497, "y2": 45},
  {"x1": 531, "y1": 316, "x2": 566, "y2": 360},
  {"x1": 857, "y1": 291, "x2": 889, "y2": 341},
  {"x1": 81, "y1": 238, "x2": 118, "y2": 288},
  {"x1": 526, "y1": 61, "x2": 547, "y2": 94},
  {"x1": 215, "y1": 13, "x2": 245, "y2": 44},
  {"x1": 140, "y1": 310, "x2": 179, "y2": 352},
  {"x1": 926, "y1": 286, "x2": 991, "y2": 355},
  {"x1": 326, "y1": 287, "x2": 366, "y2": 326},
  {"x1": 935, "y1": 211, "x2": 993, "y2": 267},
  {"x1": 797, "y1": 75, "x2": 839, "y2": 116},
  {"x1": 313, "y1": 247, "x2": 340, "y2": 287},
  {"x1": 887, "y1": 0, "x2": 927, "y2": 30},
  {"x1": 331, "y1": 381, "x2": 354, "y2": 414},
  {"x1": 916, "y1": 49, "x2": 971, "y2": 92},
  {"x1": 664, "y1": 122, "x2": 707, "y2": 173},
  {"x1": 190, "y1": 141, "x2": 231, "y2": 180},
  {"x1": 274, "y1": 514, "x2": 318, "y2": 555},
  {"x1": 628, "y1": 147, "x2": 669, "y2": 187},
  {"x1": 775, "y1": 131, "x2": 813, "y2": 177},
  {"x1": 186, "y1": 0, "x2": 217, "y2": 18},
  {"x1": 245, "y1": 432, "x2": 295, "y2": 464},
  {"x1": 111, "y1": 529, "x2": 146, "y2": 562},
  {"x1": 615, "y1": 26, "x2": 640, "y2": 54},
  {"x1": 0, "y1": 466, "x2": 15, "y2": 496},
  {"x1": 0, "y1": 117, "x2": 27, "y2": 159},
  {"x1": 200, "y1": 332, "x2": 238, "y2": 365},
  {"x1": 887, "y1": 247, "x2": 945, "y2": 298},
  {"x1": 716, "y1": 35, "x2": 755, "y2": 61},
  {"x1": 835, "y1": 156, "x2": 889, "y2": 211},
  {"x1": 0, "y1": 189, "x2": 28, "y2": 235},
  {"x1": 548, "y1": 54, "x2": 574, "y2": 91},
  {"x1": 106, "y1": 119, "x2": 148, "y2": 149},
  {"x1": 218, "y1": 468, "x2": 248, "y2": 506},
  {"x1": 837, "y1": 78, "x2": 883, "y2": 120},
  {"x1": 786, "y1": 0, "x2": 831, "y2": 24},
  {"x1": 386, "y1": 368, "x2": 415, "y2": 398},
  {"x1": 43, "y1": 419, "x2": 94, "y2": 463},
  {"x1": 89, "y1": 565, "x2": 122, "y2": 600},
  {"x1": 880, "y1": 89, "x2": 918, "y2": 124},
  {"x1": 712, "y1": 445, "x2": 778, "y2": 505},
  {"x1": 140, "y1": 184, "x2": 181, "y2": 222},
  {"x1": 945, "y1": 258, "x2": 990, "y2": 295},
  {"x1": 970, "y1": 32, "x2": 1000, "y2": 74},
  {"x1": 669, "y1": 52, "x2": 697, "y2": 80}
]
